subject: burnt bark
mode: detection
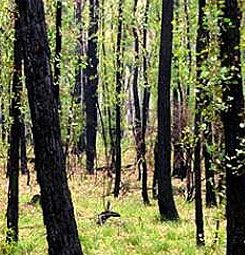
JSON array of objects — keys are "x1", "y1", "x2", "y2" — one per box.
[
  {"x1": 157, "y1": 0, "x2": 179, "y2": 221},
  {"x1": 204, "y1": 124, "x2": 216, "y2": 207},
  {"x1": 16, "y1": 1, "x2": 83, "y2": 254},
  {"x1": 114, "y1": 0, "x2": 124, "y2": 198},
  {"x1": 194, "y1": 0, "x2": 208, "y2": 246},
  {"x1": 132, "y1": 0, "x2": 142, "y2": 181},
  {"x1": 85, "y1": 0, "x2": 99, "y2": 173},
  {"x1": 6, "y1": 15, "x2": 22, "y2": 243},
  {"x1": 141, "y1": 0, "x2": 150, "y2": 205},
  {"x1": 54, "y1": 0, "x2": 62, "y2": 108},
  {"x1": 220, "y1": 1, "x2": 245, "y2": 254}
]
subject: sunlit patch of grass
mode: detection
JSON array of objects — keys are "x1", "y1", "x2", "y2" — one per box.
[{"x1": 0, "y1": 166, "x2": 226, "y2": 255}]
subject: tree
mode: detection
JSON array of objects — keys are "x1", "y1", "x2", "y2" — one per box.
[
  {"x1": 114, "y1": 0, "x2": 124, "y2": 198},
  {"x1": 220, "y1": 0, "x2": 245, "y2": 254},
  {"x1": 132, "y1": 0, "x2": 142, "y2": 181},
  {"x1": 6, "y1": 14, "x2": 22, "y2": 243},
  {"x1": 15, "y1": 0, "x2": 83, "y2": 254},
  {"x1": 157, "y1": 0, "x2": 179, "y2": 221},
  {"x1": 193, "y1": 0, "x2": 208, "y2": 246},
  {"x1": 140, "y1": 0, "x2": 150, "y2": 205},
  {"x1": 54, "y1": 0, "x2": 62, "y2": 108},
  {"x1": 85, "y1": 0, "x2": 99, "y2": 173}
]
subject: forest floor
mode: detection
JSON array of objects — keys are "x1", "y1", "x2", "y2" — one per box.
[{"x1": 0, "y1": 158, "x2": 225, "y2": 255}]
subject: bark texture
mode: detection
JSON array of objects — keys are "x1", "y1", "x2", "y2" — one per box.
[
  {"x1": 6, "y1": 15, "x2": 22, "y2": 243},
  {"x1": 15, "y1": 1, "x2": 83, "y2": 254},
  {"x1": 220, "y1": 1, "x2": 245, "y2": 254},
  {"x1": 114, "y1": 0, "x2": 124, "y2": 197},
  {"x1": 85, "y1": 0, "x2": 99, "y2": 173},
  {"x1": 157, "y1": 0, "x2": 179, "y2": 220}
]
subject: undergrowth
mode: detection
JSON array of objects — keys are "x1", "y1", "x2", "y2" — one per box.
[{"x1": 0, "y1": 163, "x2": 225, "y2": 255}]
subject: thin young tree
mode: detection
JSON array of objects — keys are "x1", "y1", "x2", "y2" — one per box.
[
  {"x1": 15, "y1": 0, "x2": 83, "y2": 254},
  {"x1": 157, "y1": 0, "x2": 179, "y2": 220},
  {"x1": 220, "y1": 0, "x2": 245, "y2": 254}
]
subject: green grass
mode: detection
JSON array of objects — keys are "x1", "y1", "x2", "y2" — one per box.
[{"x1": 0, "y1": 167, "x2": 225, "y2": 255}]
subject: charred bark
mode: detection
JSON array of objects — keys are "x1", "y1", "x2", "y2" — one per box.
[
  {"x1": 6, "y1": 15, "x2": 22, "y2": 243},
  {"x1": 114, "y1": 0, "x2": 124, "y2": 198},
  {"x1": 220, "y1": 1, "x2": 245, "y2": 254},
  {"x1": 194, "y1": 0, "x2": 208, "y2": 246},
  {"x1": 85, "y1": 0, "x2": 99, "y2": 173},
  {"x1": 157, "y1": 0, "x2": 179, "y2": 221},
  {"x1": 132, "y1": 0, "x2": 142, "y2": 181},
  {"x1": 54, "y1": 0, "x2": 62, "y2": 109},
  {"x1": 16, "y1": 1, "x2": 83, "y2": 254},
  {"x1": 141, "y1": 0, "x2": 150, "y2": 205}
]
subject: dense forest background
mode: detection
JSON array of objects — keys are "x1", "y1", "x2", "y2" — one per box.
[{"x1": 0, "y1": 0, "x2": 245, "y2": 254}]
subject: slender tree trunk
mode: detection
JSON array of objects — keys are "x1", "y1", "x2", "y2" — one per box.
[
  {"x1": 157, "y1": 0, "x2": 178, "y2": 221},
  {"x1": 132, "y1": 0, "x2": 142, "y2": 181},
  {"x1": 194, "y1": 0, "x2": 208, "y2": 246},
  {"x1": 16, "y1": 1, "x2": 83, "y2": 254},
  {"x1": 141, "y1": 0, "x2": 150, "y2": 204},
  {"x1": 204, "y1": 123, "x2": 216, "y2": 207},
  {"x1": 20, "y1": 120, "x2": 28, "y2": 177},
  {"x1": 6, "y1": 15, "x2": 22, "y2": 243},
  {"x1": 85, "y1": 0, "x2": 99, "y2": 173},
  {"x1": 184, "y1": 0, "x2": 192, "y2": 98},
  {"x1": 220, "y1": 1, "x2": 245, "y2": 254},
  {"x1": 114, "y1": 0, "x2": 124, "y2": 197},
  {"x1": 54, "y1": 0, "x2": 62, "y2": 109}
]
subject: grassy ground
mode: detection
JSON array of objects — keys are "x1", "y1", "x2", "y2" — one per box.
[{"x1": 0, "y1": 161, "x2": 225, "y2": 255}]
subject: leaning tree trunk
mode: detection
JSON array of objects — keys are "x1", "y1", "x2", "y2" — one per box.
[
  {"x1": 16, "y1": 1, "x2": 83, "y2": 254},
  {"x1": 220, "y1": 1, "x2": 245, "y2": 254},
  {"x1": 157, "y1": 0, "x2": 179, "y2": 221},
  {"x1": 6, "y1": 15, "x2": 22, "y2": 243},
  {"x1": 85, "y1": 0, "x2": 99, "y2": 173},
  {"x1": 114, "y1": 0, "x2": 124, "y2": 198}
]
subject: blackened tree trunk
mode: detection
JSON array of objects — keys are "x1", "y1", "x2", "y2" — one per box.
[
  {"x1": 20, "y1": 120, "x2": 29, "y2": 178},
  {"x1": 114, "y1": 0, "x2": 124, "y2": 198},
  {"x1": 157, "y1": 0, "x2": 178, "y2": 221},
  {"x1": 6, "y1": 15, "x2": 22, "y2": 243},
  {"x1": 141, "y1": 0, "x2": 150, "y2": 204},
  {"x1": 54, "y1": 0, "x2": 62, "y2": 109},
  {"x1": 194, "y1": 0, "x2": 207, "y2": 246},
  {"x1": 85, "y1": 0, "x2": 99, "y2": 173},
  {"x1": 204, "y1": 123, "x2": 216, "y2": 207},
  {"x1": 220, "y1": 1, "x2": 245, "y2": 254},
  {"x1": 16, "y1": 1, "x2": 83, "y2": 254},
  {"x1": 132, "y1": 0, "x2": 142, "y2": 181}
]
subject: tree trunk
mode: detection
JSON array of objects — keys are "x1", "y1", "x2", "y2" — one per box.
[
  {"x1": 141, "y1": 0, "x2": 150, "y2": 205},
  {"x1": 85, "y1": 0, "x2": 99, "y2": 173},
  {"x1": 114, "y1": 0, "x2": 124, "y2": 198},
  {"x1": 132, "y1": 0, "x2": 142, "y2": 181},
  {"x1": 193, "y1": 0, "x2": 208, "y2": 246},
  {"x1": 16, "y1": 1, "x2": 83, "y2": 254},
  {"x1": 204, "y1": 123, "x2": 216, "y2": 207},
  {"x1": 157, "y1": 0, "x2": 178, "y2": 221},
  {"x1": 6, "y1": 15, "x2": 22, "y2": 243},
  {"x1": 220, "y1": 1, "x2": 245, "y2": 254},
  {"x1": 54, "y1": 0, "x2": 62, "y2": 109}
]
